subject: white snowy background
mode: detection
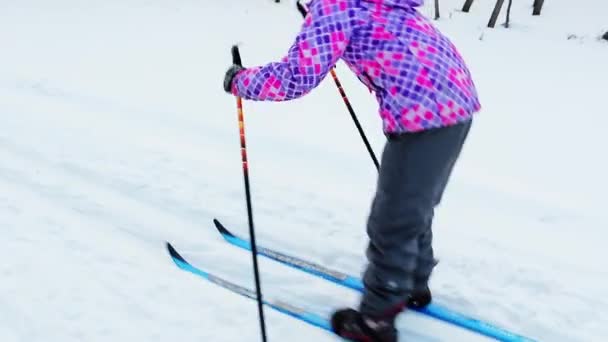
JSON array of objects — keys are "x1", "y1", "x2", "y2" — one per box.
[{"x1": 1, "y1": 0, "x2": 607, "y2": 341}]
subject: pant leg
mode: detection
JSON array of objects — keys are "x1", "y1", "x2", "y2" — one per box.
[
  {"x1": 414, "y1": 226, "x2": 435, "y2": 289},
  {"x1": 360, "y1": 120, "x2": 472, "y2": 315},
  {"x1": 414, "y1": 120, "x2": 472, "y2": 287}
]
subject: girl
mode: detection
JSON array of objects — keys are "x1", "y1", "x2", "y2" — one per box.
[{"x1": 224, "y1": 0, "x2": 480, "y2": 340}]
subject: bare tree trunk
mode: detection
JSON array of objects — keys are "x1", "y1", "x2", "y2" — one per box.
[
  {"x1": 462, "y1": 0, "x2": 475, "y2": 12},
  {"x1": 488, "y1": 0, "x2": 506, "y2": 28},
  {"x1": 505, "y1": 0, "x2": 513, "y2": 28},
  {"x1": 434, "y1": 0, "x2": 440, "y2": 19},
  {"x1": 533, "y1": 0, "x2": 545, "y2": 15}
]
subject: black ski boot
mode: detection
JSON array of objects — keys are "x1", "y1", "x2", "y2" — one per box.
[
  {"x1": 331, "y1": 305, "x2": 403, "y2": 342},
  {"x1": 407, "y1": 285, "x2": 432, "y2": 308}
]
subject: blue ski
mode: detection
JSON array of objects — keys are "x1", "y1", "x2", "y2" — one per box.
[
  {"x1": 166, "y1": 242, "x2": 332, "y2": 332},
  {"x1": 213, "y1": 219, "x2": 534, "y2": 342}
]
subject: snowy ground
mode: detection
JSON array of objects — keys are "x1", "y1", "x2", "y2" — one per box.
[{"x1": 1, "y1": 0, "x2": 607, "y2": 341}]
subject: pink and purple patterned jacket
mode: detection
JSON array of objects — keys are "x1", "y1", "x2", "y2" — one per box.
[{"x1": 232, "y1": 0, "x2": 481, "y2": 133}]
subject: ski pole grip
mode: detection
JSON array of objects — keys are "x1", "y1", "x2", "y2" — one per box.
[
  {"x1": 296, "y1": 1, "x2": 308, "y2": 18},
  {"x1": 231, "y1": 45, "x2": 242, "y2": 67}
]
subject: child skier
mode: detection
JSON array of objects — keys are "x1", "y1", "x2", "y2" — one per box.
[{"x1": 223, "y1": 0, "x2": 480, "y2": 341}]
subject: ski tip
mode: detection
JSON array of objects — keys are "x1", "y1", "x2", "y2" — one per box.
[
  {"x1": 166, "y1": 242, "x2": 187, "y2": 264},
  {"x1": 213, "y1": 218, "x2": 236, "y2": 238}
]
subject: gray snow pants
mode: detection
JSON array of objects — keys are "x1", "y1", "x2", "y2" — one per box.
[{"x1": 360, "y1": 119, "x2": 472, "y2": 315}]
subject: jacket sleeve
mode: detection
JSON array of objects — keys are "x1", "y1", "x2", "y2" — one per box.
[{"x1": 231, "y1": 1, "x2": 355, "y2": 101}]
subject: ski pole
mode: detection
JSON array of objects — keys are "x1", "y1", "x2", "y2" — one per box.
[
  {"x1": 231, "y1": 45, "x2": 268, "y2": 342},
  {"x1": 296, "y1": 1, "x2": 380, "y2": 171}
]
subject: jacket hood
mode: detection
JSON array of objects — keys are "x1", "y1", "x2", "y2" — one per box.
[{"x1": 361, "y1": 0, "x2": 424, "y2": 9}]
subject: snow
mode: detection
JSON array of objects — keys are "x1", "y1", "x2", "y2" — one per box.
[{"x1": 1, "y1": 0, "x2": 607, "y2": 341}]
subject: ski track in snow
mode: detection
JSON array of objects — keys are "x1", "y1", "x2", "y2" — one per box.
[{"x1": 1, "y1": 0, "x2": 608, "y2": 341}]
